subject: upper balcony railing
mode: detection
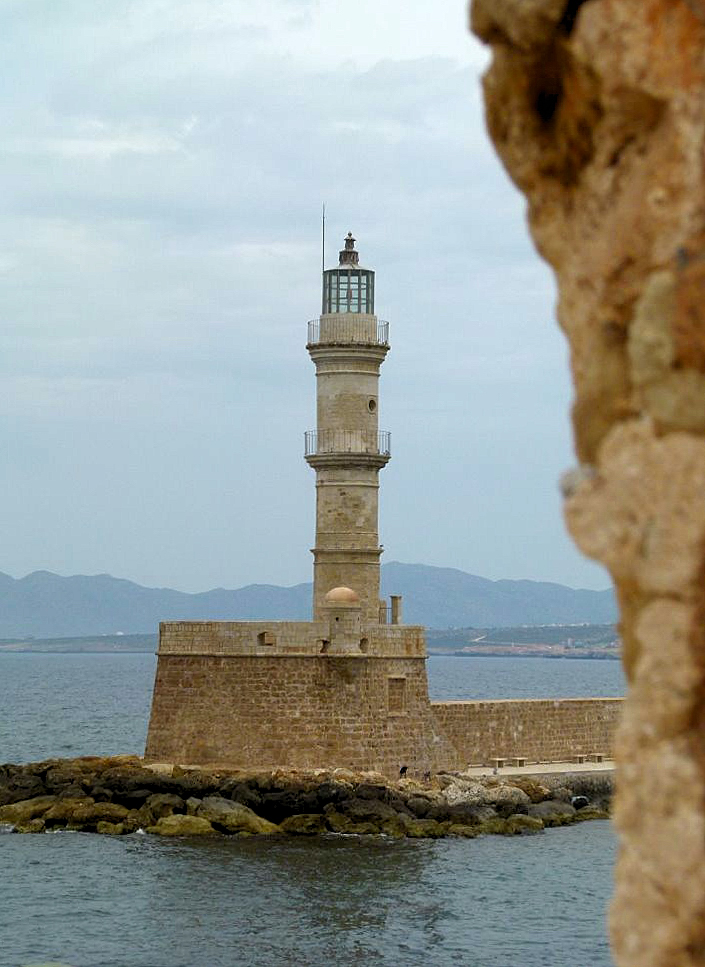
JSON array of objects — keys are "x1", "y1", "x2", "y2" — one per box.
[
  {"x1": 304, "y1": 429, "x2": 391, "y2": 458},
  {"x1": 307, "y1": 318, "x2": 389, "y2": 347}
]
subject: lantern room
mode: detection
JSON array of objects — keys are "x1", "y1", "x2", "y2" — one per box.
[{"x1": 322, "y1": 232, "x2": 375, "y2": 314}]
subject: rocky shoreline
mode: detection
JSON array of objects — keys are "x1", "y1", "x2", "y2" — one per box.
[{"x1": 0, "y1": 757, "x2": 612, "y2": 839}]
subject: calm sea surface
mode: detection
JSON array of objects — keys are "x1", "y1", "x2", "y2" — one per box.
[{"x1": 0, "y1": 654, "x2": 622, "y2": 967}]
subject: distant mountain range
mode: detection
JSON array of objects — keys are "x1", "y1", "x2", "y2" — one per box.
[{"x1": 0, "y1": 563, "x2": 617, "y2": 638}]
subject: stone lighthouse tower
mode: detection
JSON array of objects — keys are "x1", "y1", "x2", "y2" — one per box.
[
  {"x1": 305, "y1": 233, "x2": 391, "y2": 623},
  {"x1": 144, "y1": 230, "x2": 457, "y2": 776}
]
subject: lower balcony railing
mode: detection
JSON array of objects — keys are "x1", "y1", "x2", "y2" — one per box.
[
  {"x1": 304, "y1": 429, "x2": 391, "y2": 457},
  {"x1": 307, "y1": 319, "x2": 389, "y2": 346}
]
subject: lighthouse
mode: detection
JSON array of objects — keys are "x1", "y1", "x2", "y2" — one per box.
[
  {"x1": 305, "y1": 233, "x2": 391, "y2": 624},
  {"x1": 144, "y1": 230, "x2": 454, "y2": 777}
]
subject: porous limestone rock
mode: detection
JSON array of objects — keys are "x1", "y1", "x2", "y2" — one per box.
[
  {"x1": 147, "y1": 815, "x2": 216, "y2": 837},
  {"x1": 471, "y1": 1, "x2": 705, "y2": 963},
  {"x1": 195, "y1": 796, "x2": 280, "y2": 835},
  {"x1": 0, "y1": 796, "x2": 57, "y2": 826}
]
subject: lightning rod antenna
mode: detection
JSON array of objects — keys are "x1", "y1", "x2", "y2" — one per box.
[{"x1": 321, "y1": 203, "x2": 326, "y2": 313}]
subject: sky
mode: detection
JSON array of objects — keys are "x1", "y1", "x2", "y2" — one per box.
[{"x1": 0, "y1": 0, "x2": 611, "y2": 593}]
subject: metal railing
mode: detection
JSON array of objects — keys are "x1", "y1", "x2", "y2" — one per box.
[
  {"x1": 304, "y1": 429, "x2": 391, "y2": 457},
  {"x1": 307, "y1": 319, "x2": 389, "y2": 346}
]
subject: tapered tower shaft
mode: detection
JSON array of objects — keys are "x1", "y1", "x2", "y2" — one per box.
[{"x1": 305, "y1": 233, "x2": 390, "y2": 623}]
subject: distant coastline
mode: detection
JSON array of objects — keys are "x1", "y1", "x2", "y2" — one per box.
[{"x1": 0, "y1": 630, "x2": 620, "y2": 659}]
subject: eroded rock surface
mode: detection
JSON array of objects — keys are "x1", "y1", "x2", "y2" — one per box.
[
  {"x1": 0, "y1": 756, "x2": 610, "y2": 841},
  {"x1": 470, "y1": 2, "x2": 705, "y2": 963}
]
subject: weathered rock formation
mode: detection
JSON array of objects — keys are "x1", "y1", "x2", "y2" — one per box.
[
  {"x1": 470, "y1": 2, "x2": 705, "y2": 964},
  {"x1": 0, "y1": 756, "x2": 610, "y2": 839}
]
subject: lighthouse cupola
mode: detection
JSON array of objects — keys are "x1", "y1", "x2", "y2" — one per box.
[{"x1": 322, "y1": 232, "x2": 375, "y2": 314}]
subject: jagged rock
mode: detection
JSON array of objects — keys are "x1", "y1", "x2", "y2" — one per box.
[
  {"x1": 143, "y1": 793, "x2": 185, "y2": 821},
  {"x1": 57, "y1": 784, "x2": 89, "y2": 799},
  {"x1": 572, "y1": 806, "x2": 610, "y2": 823},
  {"x1": 15, "y1": 818, "x2": 46, "y2": 833},
  {"x1": 405, "y1": 795, "x2": 433, "y2": 818},
  {"x1": 147, "y1": 814, "x2": 216, "y2": 837},
  {"x1": 504, "y1": 815, "x2": 544, "y2": 835},
  {"x1": 96, "y1": 821, "x2": 125, "y2": 835},
  {"x1": 404, "y1": 818, "x2": 447, "y2": 838},
  {"x1": 429, "y1": 802, "x2": 498, "y2": 825},
  {"x1": 259, "y1": 789, "x2": 320, "y2": 823},
  {"x1": 482, "y1": 784, "x2": 531, "y2": 808},
  {"x1": 43, "y1": 797, "x2": 96, "y2": 826},
  {"x1": 0, "y1": 796, "x2": 57, "y2": 826},
  {"x1": 0, "y1": 772, "x2": 45, "y2": 806},
  {"x1": 185, "y1": 797, "x2": 202, "y2": 816},
  {"x1": 280, "y1": 814, "x2": 327, "y2": 835},
  {"x1": 70, "y1": 802, "x2": 129, "y2": 826},
  {"x1": 323, "y1": 808, "x2": 353, "y2": 833},
  {"x1": 220, "y1": 779, "x2": 263, "y2": 811},
  {"x1": 42, "y1": 798, "x2": 128, "y2": 829},
  {"x1": 447, "y1": 824, "x2": 480, "y2": 838},
  {"x1": 336, "y1": 797, "x2": 397, "y2": 824},
  {"x1": 477, "y1": 817, "x2": 509, "y2": 836},
  {"x1": 527, "y1": 800, "x2": 577, "y2": 827},
  {"x1": 507, "y1": 777, "x2": 551, "y2": 803},
  {"x1": 444, "y1": 781, "x2": 486, "y2": 806},
  {"x1": 196, "y1": 796, "x2": 279, "y2": 835},
  {"x1": 380, "y1": 815, "x2": 409, "y2": 838}
]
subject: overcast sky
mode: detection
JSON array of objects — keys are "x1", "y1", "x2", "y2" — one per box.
[{"x1": 0, "y1": 0, "x2": 610, "y2": 593}]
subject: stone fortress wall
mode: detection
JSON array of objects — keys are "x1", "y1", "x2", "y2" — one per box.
[
  {"x1": 146, "y1": 618, "x2": 621, "y2": 773},
  {"x1": 145, "y1": 617, "x2": 459, "y2": 776},
  {"x1": 431, "y1": 697, "x2": 622, "y2": 765}
]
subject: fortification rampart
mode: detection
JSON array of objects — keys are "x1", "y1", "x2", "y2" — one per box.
[
  {"x1": 431, "y1": 698, "x2": 623, "y2": 766},
  {"x1": 146, "y1": 620, "x2": 451, "y2": 775},
  {"x1": 158, "y1": 620, "x2": 425, "y2": 658}
]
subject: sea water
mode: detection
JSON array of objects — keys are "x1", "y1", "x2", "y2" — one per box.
[{"x1": 0, "y1": 654, "x2": 622, "y2": 967}]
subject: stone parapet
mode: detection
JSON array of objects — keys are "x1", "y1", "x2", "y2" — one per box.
[
  {"x1": 158, "y1": 620, "x2": 426, "y2": 659},
  {"x1": 431, "y1": 698, "x2": 623, "y2": 766}
]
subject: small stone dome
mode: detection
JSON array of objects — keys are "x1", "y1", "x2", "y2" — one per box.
[{"x1": 324, "y1": 586, "x2": 360, "y2": 604}]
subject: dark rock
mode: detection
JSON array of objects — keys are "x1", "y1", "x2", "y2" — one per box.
[
  {"x1": 144, "y1": 793, "x2": 185, "y2": 822},
  {"x1": 324, "y1": 809, "x2": 354, "y2": 834},
  {"x1": 280, "y1": 813, "x2": 327, "y2": 835},
  {"x1": 259, "y1": 789, "x2": 320, "y2": 823},
  {"x1": 14, "y1": 818, "x2": 46, "y2": 834},
  {"x1": 220, "y1": 780, "x2": 263, "y2": 811},
  {"x1": 311, "y1": 781, "x2": 351, "y2": 808},
  {"x1": 0, "y1": 795, "x2": 57, "y2": 826},
  {"x1": 405, "y1": 795, "x2": 432, "y2": 818},
  {"x1": 354, "y1": 783, "x2": 389, "y2": 801},
  {"x1": 442, "y1": 803, "x2": 498, "y2": 824},
  {"x1": 196, "y1": 796, "x2": 279, "y2": 835},
  {"x1": 0, "y1": 772, "x2": 45, "y2": 806},
  {"x1": 96, "y1": 821, "x2": 125, "y2": 835},
  {"x1": 447, "y1": 824, "x2": 480, "y2": 838},
  {"x1": 147, "y1": 814, "x2": 216, "y2": 836},
  {"x1": 572, "y1": 805, "x2": 610, "y2": 822},
  {"x1": 58, "y1": 784, "x2": 88, "y2": 799},
  {"x1": 526, "y1": 800, "x2": 577, "y2": 827},
  {"x1": 380, "y1": 815, "x2": 409, "y2": 838},
  {"x1": 404, "y1": 818, "x2": 447, "y2": 838},
  {"x1": 571, "y1": 795, "x2": 590, "y2": 809},
  {"x1": 337, "y1": 797, "x2": 398, "y2": 824},
  {"x1": 118, "y1": 788, "x2": 154, "y2": 807},
  {"x1": 504, "y1": 814, "x2": 544, "y2": 835}
]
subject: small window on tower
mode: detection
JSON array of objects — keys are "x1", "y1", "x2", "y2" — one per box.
[
  {"x1": 388, "y1": 677, "x2": 407, "y2": 716},
  {"x1": 257, "y1": 631, "x2": 276, "y2": 647},
  {"x1": 368, "y1": 399, "x2": 377, "y2": 412}
]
